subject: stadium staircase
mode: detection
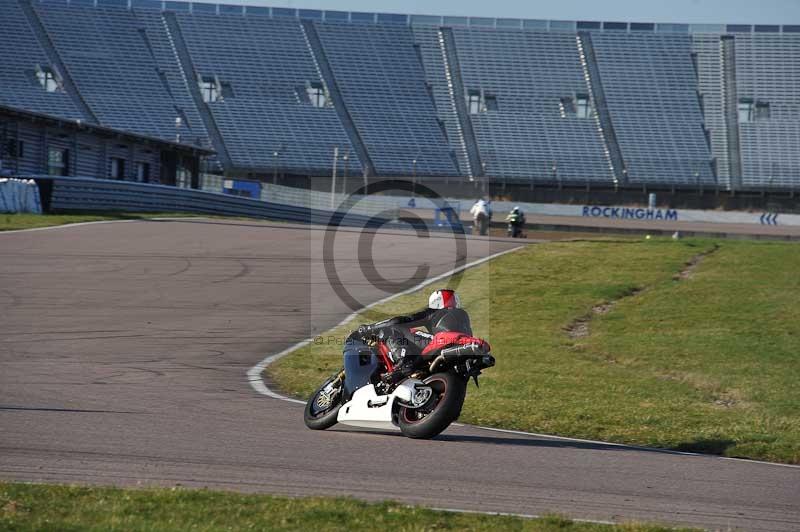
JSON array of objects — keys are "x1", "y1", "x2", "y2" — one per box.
[
  {"x1": 576, "y1": 32, "x2": 626, "y2": 185},
  {"x1": 17, "y1": 0, "x2": 97, "y2": 124},
  {"x1": 162, "y1": 11, "x2": 231, "y2": 168},
  {"x1": 300, "y1": 20, "x2": 375, "y2": 177},
  {"x1": 439, "y1": 27, "x2": 483, "y2": 179},
  {"x1": 721, "y1": 36, "x2": 743, "y2": 189}
]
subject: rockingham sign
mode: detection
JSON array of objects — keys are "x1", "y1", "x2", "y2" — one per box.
[
  {"x1": 582, "y1": 206, "x2": 679, "y2": 221},
  {"x1": 476, "y1": 200, "x2": 800, "y2": 227}
]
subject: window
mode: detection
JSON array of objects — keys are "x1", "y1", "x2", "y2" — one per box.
[
  {"x1": 221, "y1": 82, "x2": 234, "y2": 99},
  {"x1": 755, "y1": 102, "x2": 771, "y2": 120},
  {"x1": 467, "y1": 91, "x2": 481, "y2": 115},
  {"x1": 575, "y1": 94, "x2": 591, "y2": 118},
  {"x1": 484, "y1": 94, "x2": 498, "y2": 111},
  {"x1": 199, "y1": 76, "x2": 219, "y2": 103},
  {"x1": 306, "y1": 84, "x2": 327, "y2": 108},
  {"x1": 739, "y1": 99, "x2": 770, "y2": 122},
  {"x1": 560, "y1": 96, "x2": 576, "y2": 116},
  {"x1": 135, "y1": 161, "x2": 150, "y2": 183},
  {"x1": 176, "y1": 165, "x2": 191, "y2": 188},
  {"x1": 738, "y1": 99, "x2": 754, "y2": 123},
  {"x1": 47, "y1": 147, "x2": 69, "y2": 176},
  {"x1": 561, "y1": 95, "x2": 591, "y2": 118},
  {"x1": 110, "y1": 157, "x2": 126, "y2": 180},
  {"x1": 5, "y1": 139, "x2": 24, "y2": 158},
  {"x1": 36, "y1": 66, "x2": 60, "y2": 92}
]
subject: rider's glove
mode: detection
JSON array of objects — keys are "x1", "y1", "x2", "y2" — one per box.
[{"x1": 357, "y1": 324, "x2": 372, "y2": 339}]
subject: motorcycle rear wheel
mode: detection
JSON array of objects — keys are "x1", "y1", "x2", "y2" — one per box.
[
  {"x1": 397, "y1": 372, "x2": 466, "y2": 439},
  {"x1": 304, "y1": 373, "x2": 343, "y2": 430}
]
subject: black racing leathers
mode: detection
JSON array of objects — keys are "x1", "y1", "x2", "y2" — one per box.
[{"x1": 362, "y1": 307, "x2": 473, "y2": 380}]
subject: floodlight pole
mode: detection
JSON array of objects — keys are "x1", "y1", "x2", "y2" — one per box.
[
  {"x1": 331, "y1": 146, "x2": 339, "y2": 210},
  {"x1": 411, "y1": 158, "x2": 417, "y2": 198},
  {"x1": 342, "y1": 150, "x2": 349, "y2": 195}
]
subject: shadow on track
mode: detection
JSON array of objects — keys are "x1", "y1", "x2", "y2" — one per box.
[{"x1": 325, "y1": 428, "x2": 722, "y2": 459}]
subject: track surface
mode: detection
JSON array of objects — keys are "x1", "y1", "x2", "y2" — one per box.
[{"x1": 1, "y1": 219, "x2": 798, "y2": 531}]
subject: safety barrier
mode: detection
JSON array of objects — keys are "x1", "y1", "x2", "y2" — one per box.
[
  {"x1": 24, "y1": 176, "x2": 390, "y2": 229},
  {"x1": 260, "y1": 182, "x2": 461, "y2": 217}
]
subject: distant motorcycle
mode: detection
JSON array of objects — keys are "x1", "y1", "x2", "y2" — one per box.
[
  {"x1": 505, "y1": 209, "x2": 525, "y2": 238},
  {"x1": 304, "y1": 330, "x2": 494, "y2": 439}
]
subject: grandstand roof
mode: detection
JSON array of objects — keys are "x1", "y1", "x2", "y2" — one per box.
[{"x1": 109, "y1": 1, "x2": 795, "y2": 34}]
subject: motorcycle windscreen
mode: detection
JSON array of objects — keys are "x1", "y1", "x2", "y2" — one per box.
[{"x1": 343, "y1": 341, "x2": 381, "y2": 400}]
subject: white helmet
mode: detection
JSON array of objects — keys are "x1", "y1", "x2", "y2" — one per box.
[{"x1": 428, "y1": 289, "x2": 461, "y2": 309}]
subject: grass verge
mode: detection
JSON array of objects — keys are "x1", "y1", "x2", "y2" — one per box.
[
  {"x1": 0, "y1": 482, "x2": 691, "y2": 531},
  {"x1": 269, "y1": 238, "x2": 800, "y2": 464}
]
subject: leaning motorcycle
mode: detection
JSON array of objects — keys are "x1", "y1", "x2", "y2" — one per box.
[{"x1": 304, "y1": 330, "x2": 494, "y2": 439}]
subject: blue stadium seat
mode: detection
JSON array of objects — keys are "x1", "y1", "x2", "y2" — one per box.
[
  {"x1": 733, "y1": 34, "x2": 800, "y2": 188},
  {"x1": 174, "y1": 12, "x2": 362, "y2": 174},
  {"x1": 314, "y1": 22, "x2": 457, "y2": 177},
  {"x1": 446, "y1": 27, "x2": 615, "y2": 183},
  {"x1": 591, "y1": 32, "x2": 715, "y2": 185},
  {"x1": 0, "y1": 0, "x2": 86, "y2": 121},
  {"x1": 33, "y1": 2, "x2": 202, "y2": 143},
  {"x1": 2, "y1": 1, "x2": 797, "y2": 189}
]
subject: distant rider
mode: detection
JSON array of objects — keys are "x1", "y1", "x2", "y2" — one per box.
[
  {"x1": 470, "y1": 198, "x2": 492, "y2": 235},
  {"x1": 506, "y1": 206, "x2": 526, "y2": 238},
  {"x1": 357, "y1": 289, "x2": 472, "y2": 384}
]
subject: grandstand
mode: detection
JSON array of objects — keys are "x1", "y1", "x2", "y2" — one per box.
[{"x1": 1, "y1": 0, "x2": 798, "y2": 194}]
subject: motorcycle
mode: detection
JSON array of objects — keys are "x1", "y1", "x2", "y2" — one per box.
[
  {"x1": 304, "y1": 330, "x2": 494, "y2": 439},
  {"x1": 506, "y1": 213, "x2": 525, "y2": 238}
]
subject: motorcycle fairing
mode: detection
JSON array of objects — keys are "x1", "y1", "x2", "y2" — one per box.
[
  {"x1": 343, "y1": 339, "x2": 381, "y2": 401},
  {"x1": 337, "y1": 379, "x2": 424, "y2": 430}
]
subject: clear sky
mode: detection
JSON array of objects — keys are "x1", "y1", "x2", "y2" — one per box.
[{"x1": 191, "y1": 0, "x2": 800, "y2": 25}]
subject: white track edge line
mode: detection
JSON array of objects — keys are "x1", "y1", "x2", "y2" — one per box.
[
  {"x1": 0, "y1": 219, "x2": 141, "y2": 234},
  {"x1": 248, "y1": 243, "x2": 799, "y2": 471},
  {"x1": 0, "y1": 216, "x2": 220, "y2": 234},
  {"x1": 0, "y1": 216, "x2": 238, "y2": 235},
  {"x1": 428, "y1": 506, "x2": 619, "y2": 526}
]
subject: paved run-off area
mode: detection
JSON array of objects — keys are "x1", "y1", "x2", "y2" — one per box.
[{"x1": 0, "y1": 219, "x2": 798, "y2": 531}]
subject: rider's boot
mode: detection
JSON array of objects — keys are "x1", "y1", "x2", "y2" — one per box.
[{"x1": 381, "y1": 355, "x2": 420, "y2": 386}]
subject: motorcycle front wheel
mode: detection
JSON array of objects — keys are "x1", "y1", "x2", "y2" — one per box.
[
  {"x1": 304, "y1": 372, "x2": 343, "y2": 430},
  {"x1": 397, "y1": 372, "x2": 466, "y2": 439}
]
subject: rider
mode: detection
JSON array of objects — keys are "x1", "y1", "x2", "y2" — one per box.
[
  {"x1": 357, "y1": 289, "x2": 471, "y2": 384},
  {"x1": 506, "y1": 206, "x2": 526, "y2": 236},
  {"x1": 470, "y1": 198, "x2": 492, "y2": 235}
]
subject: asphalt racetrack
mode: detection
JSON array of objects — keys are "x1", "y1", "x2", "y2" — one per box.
[{"x1": 1, "y1": 219, "x2": 798, "y2": 531}]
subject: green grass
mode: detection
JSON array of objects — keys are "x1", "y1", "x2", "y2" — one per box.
[
  {"x1": 0, "y1": 212, "x2": 257, "y2": 231},
  {"x1": 0, "y1": 482, "x2": 690, "y2": 531},
  {"x1": 269, "y1": 238, "x2": 800, "y2": 464}
]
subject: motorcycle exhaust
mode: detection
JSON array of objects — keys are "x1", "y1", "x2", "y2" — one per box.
[
  {"x1": 429, "y1": 343, "x2": 486, "y2": 372},
  {"x1": 440, "y1": 343, "x2": 483, "y2": 359}
]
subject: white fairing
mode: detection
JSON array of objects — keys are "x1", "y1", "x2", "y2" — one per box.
[{"x1": 337, "y1": 379, "x2": 424, "y2": 430}]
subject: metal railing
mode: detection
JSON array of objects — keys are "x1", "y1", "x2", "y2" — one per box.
[{"x1": 25, "y1": 176, "x2": 390, "y2": 229}]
